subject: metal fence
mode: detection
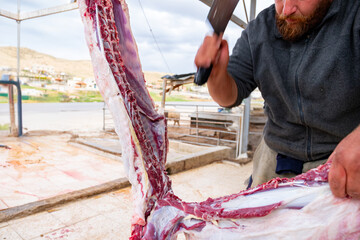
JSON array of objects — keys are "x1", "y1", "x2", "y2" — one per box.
[
  {"x1": 103, "y1": 102, "x2": 244, "y2": 158},
  {"x1": 102, "y1": 102, "x2": 115, "y2": 132}
]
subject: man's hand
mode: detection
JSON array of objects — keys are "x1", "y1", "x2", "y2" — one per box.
[
  {"x1": 194, "y1": 34, "x2": 237, "y2": 107},
  {"x1": 328, "y1": 125, "x2": 360, "y2": 199},
  {"x1": 194, "y1": 34, "x2": 224, "y2": 69}
]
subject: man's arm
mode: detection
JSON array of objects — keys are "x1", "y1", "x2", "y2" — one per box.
[
  {"x1": 328, "y1": 125, "x2": 360, "y2": 199},
  {"x1": 194, "y1": 34, "x2": 238, "y2": 107}
]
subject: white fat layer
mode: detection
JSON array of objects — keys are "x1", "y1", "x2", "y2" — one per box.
[
  {"x1": 95, "y1": 7, "x2": 105, "y2": 55},
  {"x1": 221, "y1": 182, "x2": 328, "y2": 210},
  {"x1": 79, "y1": 0, "x2": 149, "y2": 224},
  {"x1": 182, "y1": 187, "x2": 360, "y2": 240},
  {"x1": 146, "y1": 206, "x2": 185, "y2": 240}
]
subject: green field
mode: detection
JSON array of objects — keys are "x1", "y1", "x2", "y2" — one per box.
[
  {"x1": 0, "y1": 96, "x2": 8, "y2": 103},
  {"x1": 0, "y1": 85, "x2": 203, "y2": 103},
  {"x1": 149, "y1": 91, "x2": 193, "y2": 102},
  {"x1": 14, "y1": 85, "x2": 104, "y2": 103},
  {"x1": 0, "y1": 123, "x2": 9, "y2": 130}
]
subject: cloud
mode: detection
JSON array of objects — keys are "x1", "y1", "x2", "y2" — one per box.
[
  {"x1": 0, "y1": 10, "x2": 90, "y2": 60},
  {"x1": 132, "y1": 0, "x2": 208, "y2": 20},
  {"x1": 0, "y1": 0, "x2": 274, "y2": 74}
]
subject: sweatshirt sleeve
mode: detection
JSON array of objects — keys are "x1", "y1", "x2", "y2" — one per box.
[{"x1": 227, "y1": 28, "x2": 257, "y2": 107}]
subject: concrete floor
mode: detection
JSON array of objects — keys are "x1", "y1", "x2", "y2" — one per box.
[
  {"x1": 0, "y1": 132, "x2": 233, "y2": 212},
  {"x1": 0, "y1": 102, "x2": 255, "y2": 239},
  {"x1": 0, "y1": 131, "x2": 252, "y2": 239},
  {"x1": 0, "y1": 133, "x2": 126, "y2": 210},
  {"x1": 0, "y1": 161, "x2": 252, "y2": 240}
]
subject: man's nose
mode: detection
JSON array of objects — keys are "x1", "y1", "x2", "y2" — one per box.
[{"x1": 282, "y1": 0, "x2": 297, "y2": 16}]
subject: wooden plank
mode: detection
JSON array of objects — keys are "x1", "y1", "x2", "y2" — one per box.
[
  {"x1": 19, "y1": 2, "x2": 78, "y2": 21},
  {"x1": 0, "y1": 177, "x2": 130, "y2": 223},
  {"x1": 0, "y1": 9, "x2": 18, "y2": 20}
]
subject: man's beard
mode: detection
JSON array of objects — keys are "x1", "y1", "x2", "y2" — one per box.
[{"x1": 276, "y1": 0, "x2": 333, "y2": 42}]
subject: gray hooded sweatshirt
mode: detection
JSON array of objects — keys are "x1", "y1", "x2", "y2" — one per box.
[{"x1": 228, "y1": 0, "x2": 360, "y2": 162}]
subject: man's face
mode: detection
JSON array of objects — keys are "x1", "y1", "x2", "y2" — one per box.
[{"x1": 275, "y1": 0, "x2": 333, "y2": 41}]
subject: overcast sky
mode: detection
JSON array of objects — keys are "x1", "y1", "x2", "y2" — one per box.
[{"x1": 0, "y1": 0, "x2": 273, "y2": 74}]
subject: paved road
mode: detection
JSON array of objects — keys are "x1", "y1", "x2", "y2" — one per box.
[
  {"x1": 0, "y1": 102, "x2": 105, "y2": 132},
  {"x1": 0, "y1": 101, "x2": 221, "y2": 133}
]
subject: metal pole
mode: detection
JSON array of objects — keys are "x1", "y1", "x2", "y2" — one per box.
[
  {"x1": 17, "y1": 22, "x2": 20, "y2": 81},
  {"x1": 236, "y1": 109, "x2": 243, "y2": 158},
  {"x1": 103, "y1": 102, "x2": 106, "y2": 131},
  {"x1": 250, "y1": 0, "x2": 257, "y2": 21},
  {"x1": 1, "y1": 81, "x2": 23, "y2": 136},
  {"x1": 241, "y1": 102, "x2": 250, "y2": 154},
  {"x1": 17, "y1": 0, "x2": 21, "y2": 81},
  {"x1": 239, "y1": 107, "x2": 244, "y2": 157},
  {"x1": 241, "y1": 0, "x2": 256, "y2": 154},
  {"x1": 196, "y1": 105, "x2": 199, "y2": 139},
  {"x1": 8, "y1": 84, "x2": 17, "y2": 136},
  {"x1": 16, "y1": 82, "x2": 23, "y2": 136},
  {"x1": 16, "y1": 0, "x2": 23, "y2": 136},
  {"x1": 17, "y1": 0, "x2": 20, "y2": 81}
]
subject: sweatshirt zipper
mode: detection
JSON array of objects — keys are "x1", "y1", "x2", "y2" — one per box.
[{"x1": 294, "y1": 36, "x2": 312, "y2": 161}]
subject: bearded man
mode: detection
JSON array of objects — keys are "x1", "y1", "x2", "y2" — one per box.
[{"x1": 195, "y1": 0, "x2": 360, "y2": 199}]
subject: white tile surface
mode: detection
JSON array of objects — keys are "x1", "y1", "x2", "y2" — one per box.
[
  {"x1": 0, "y1": 221, "x2": 9, "y2": 229},
  {"x1": 83, "y1": 195, "x2": 122, "y2": 214},
  {"x1": 10, "y1": 212, "x2": 65, "y2": 240},
  {"x1": 30, "y1": 226, "x2": 83, "y2": 240},
  {"x1": 73, "y1": 215, "x2": 119, "y2": 239},
  {"x1": 102, "y1": 208, "x2": 132, "y2": 239},
  {"x1": 0, "y1": 200, "x2": 8, "y2": 211},
  {"x1": 49, "y1": 201, "x2": 98, "y2": 226},
  {"x1": 0, "y1": 226, "x2": 23, "y2": 240}
]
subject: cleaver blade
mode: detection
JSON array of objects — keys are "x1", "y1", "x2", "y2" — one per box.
[
  {"x1": 194, "y1": 0, "x2": 239, "y2": 86},
  {"x1": 207, "y1": 0, "x2": 239, "y2": 35}
]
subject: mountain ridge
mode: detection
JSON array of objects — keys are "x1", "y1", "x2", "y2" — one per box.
[
  {"x1": 0, "y1": 46, "x2": 94, "y2": 79},
  {"x1": 0, "y1": 46, "x2": 168, "y2": 82}
]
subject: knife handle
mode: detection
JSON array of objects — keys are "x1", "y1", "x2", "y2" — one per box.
[{"x1": 194, "y1": 65, "x2": 213, "y2": 86}]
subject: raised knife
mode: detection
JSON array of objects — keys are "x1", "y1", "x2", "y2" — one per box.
[{"x1": 194, "y1": 0, "x2": 239, "y2": 86}]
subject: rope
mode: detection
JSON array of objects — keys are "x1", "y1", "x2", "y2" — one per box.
[
  {"x1": 242, "y1": 0, "x2": 249, "y2": 23},
  {"x1": 137, "y1": 0, "x2": 172, "y2": 73}
]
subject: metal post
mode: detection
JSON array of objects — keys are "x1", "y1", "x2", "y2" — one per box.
[
  {"x1": 103, "y1": 102, "x2": 106, "y2": 131},
  {"x1": 8, "y1": 84, "x2": 17, "y2": 136},
  {"x1": 196, "y1": 105, "x2": 199, "y2": 139},
  {"x1": 0, "y1": 81, "x2": 23, "y2": 136},
  {"x1": 241, "y1": 98, "x2": 250, "y2": 154},
  {"x1": 250, "y1": 0, "x2": 257, "y2": 22},
  {"x1": 16, "y1": 0, "x2": 23, "y2": 136},
  {"x1": 236, "y1": 108, "x2": 243, "y2": 158},
  {"x1": 16, "y1": 82, "x2": 23, "y2": 136},
  {"x1": 240, "y1": 0, "x2": 257, "y2": 154},
  {"x1": 217, "y1": 130, "x2": 220, "y2": 145},
  {"x1": 17, "y1": 21, "x2": 20, "y2": 81},
  {"x1": 17, "y1": 0, "x2": 20, "y2": 80}
]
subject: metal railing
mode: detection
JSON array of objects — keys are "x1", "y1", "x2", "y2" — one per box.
[
  {"x1": 102, "y1": 102, "x2": 115, "y2": 131},
  {"x1": 103, "y1": 102, "x2": 245, "y2": 158},
  {"x1": 164, "y1": 103, "x2": 244, "y2": 158}
]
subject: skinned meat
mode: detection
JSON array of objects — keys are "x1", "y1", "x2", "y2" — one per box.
[
  {"x1": 79, "y1": 0, "x2": 171, "y2": 231},
  {"x1": 78, "y1": 0, "x2": 360, "y2": 239},
  {"x1": 145, "y1": 164, "x2": 360, "y2": 239}
]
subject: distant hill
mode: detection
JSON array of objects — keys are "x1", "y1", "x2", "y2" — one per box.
[
  {"x1": 0, "y1": 46, "x2": 94, "y2": 79},
  {"x1": 0, "y1": 46, "x2": 169, "y2": 82}
]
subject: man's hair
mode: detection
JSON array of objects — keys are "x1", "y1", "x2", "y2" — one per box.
[{"x1": 276, "y1": 0, "x2": 333, "y2": 42}]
